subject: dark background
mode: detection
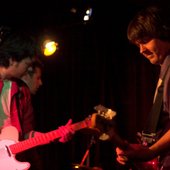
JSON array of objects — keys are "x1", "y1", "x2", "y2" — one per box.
[{"x1": 1, "y1": 0, "x2": 168, "y2": 169}]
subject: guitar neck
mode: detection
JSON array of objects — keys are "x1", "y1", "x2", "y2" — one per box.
[{"x1": 9, "y1": 119, "x2": 90, "y2": 154}]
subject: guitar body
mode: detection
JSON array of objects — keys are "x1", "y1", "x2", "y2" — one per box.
[
  {"x1": 0, "y1": 126, "x2": 30, "y2": 170},
  {"x1": 130, "y1": 158, "x2": 159, "y2": 170}
]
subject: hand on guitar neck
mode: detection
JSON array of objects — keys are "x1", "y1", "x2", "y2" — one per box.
[{"x1": 58, "y1": 119, "x2": 75, "y2": 143}]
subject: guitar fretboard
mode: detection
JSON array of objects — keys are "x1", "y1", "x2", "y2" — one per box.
[{"x1": 9, "y1": 119, "x2": 90, "y2": 154}]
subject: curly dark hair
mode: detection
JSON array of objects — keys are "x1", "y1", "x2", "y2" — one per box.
[{"x1": 0, "y1": 26, "x2": 37, "y2": 67}]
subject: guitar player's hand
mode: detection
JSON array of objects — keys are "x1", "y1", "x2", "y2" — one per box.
[
  {"x1": 116, "y1": 143, "x2": 156, "y2": 163},
  {"x1": 58, "y1": 119, "x2": 75, "y2": 143}
]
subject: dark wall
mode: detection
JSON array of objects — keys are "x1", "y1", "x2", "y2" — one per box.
[{"x1": 0, "y1": 1, "x2": 163, "y2": 170}]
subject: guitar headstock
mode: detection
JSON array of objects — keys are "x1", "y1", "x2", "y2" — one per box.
[
  {"x1": 92, "y1": 104, "x2": 117, "y2": 140},
  {"x1": 94, "y1": 104, "x2": 116, "y2": 120},
  {"x1": 90, "y1": 105, "x2": 129, "y2": 148}
]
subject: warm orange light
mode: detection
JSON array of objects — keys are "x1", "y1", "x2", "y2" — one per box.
[{"x1": 43, "y1": 41, "x2": 58, "y2": 56}]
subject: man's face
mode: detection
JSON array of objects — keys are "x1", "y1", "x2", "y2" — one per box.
[
  {"x1": 28, "y1": 67, "x2": 43, "y2": 94},
  {"x1": 136, "y1": 39, "x2": 170, "y2": 65}
]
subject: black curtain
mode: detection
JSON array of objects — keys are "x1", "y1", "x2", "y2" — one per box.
[{"x1": 32, "y1": 2, "x2": 160, "y2": 170}]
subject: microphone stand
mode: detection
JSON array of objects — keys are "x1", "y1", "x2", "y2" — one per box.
[{"x1": 80, "y1": 135, "x2": 96, "y2": 167}]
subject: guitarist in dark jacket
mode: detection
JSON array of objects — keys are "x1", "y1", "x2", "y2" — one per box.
[{"x1": 115, "y1": 4, "x2": 170, "y2": 170}]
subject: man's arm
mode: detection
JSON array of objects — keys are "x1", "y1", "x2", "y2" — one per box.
[{"x1": 116, "y1": 129, "x2": 170, "y2": 164}]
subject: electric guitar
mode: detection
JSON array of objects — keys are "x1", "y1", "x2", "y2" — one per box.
[
  {"x1": 0, "y1": 105, "x2": 116, "y2": 170},
  {"x1": 95, "y1": 106, "x2": 160, "y2": 170},
  {"x1": 95, "y1": 114, "x2": 160, "y2": 170}
]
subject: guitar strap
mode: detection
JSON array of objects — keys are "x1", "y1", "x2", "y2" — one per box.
[{"x1": 142, "y1": 65, "x2": 170, "y2": 142}]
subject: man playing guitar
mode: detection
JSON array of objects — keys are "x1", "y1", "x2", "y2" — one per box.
[{"x1": 115, "y1": 3, "x2": 170, "y2": 170}]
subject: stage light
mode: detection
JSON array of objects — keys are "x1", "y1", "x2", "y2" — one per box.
[
  {"x1": 83, "y1": 15, "x2": 90, "y2": 21},
  {"x1": 83, "y1": 8, "x2": 93, "y2": 21},
  {"x1": 86, "y1": 8, "x2": 92, "y2": 16},
  {"x1": 43, "y1": 40, "x2": 58, "y2": 56}
]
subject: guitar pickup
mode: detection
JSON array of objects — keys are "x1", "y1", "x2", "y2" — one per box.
[{"x1": 137, "y1": 132, "x2": 157, "y2": 146}]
